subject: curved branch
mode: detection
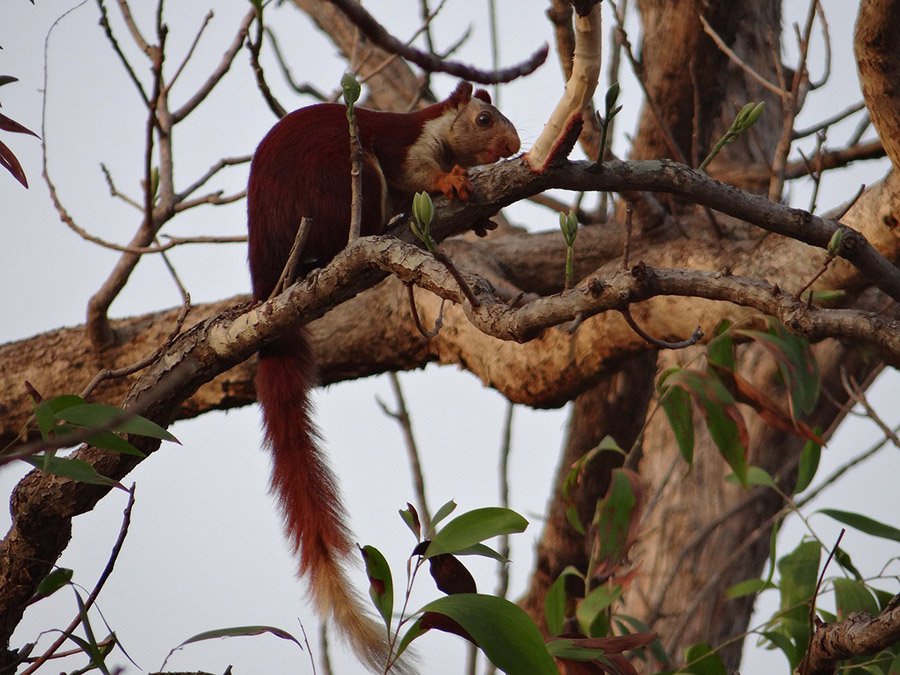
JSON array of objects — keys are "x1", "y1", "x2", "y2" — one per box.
[{"x1": 322, "y1": 0, "x2": 548, "y2": 84}]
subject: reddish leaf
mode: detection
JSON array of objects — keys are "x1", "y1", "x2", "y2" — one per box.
[
  {"x1": 559, "y1": 633, "x2": 658, "y2": 653},
  {"x1": 553, "y1": 633, "x2": 657, "y2": 674},
  {"x1": 428, "y1": 553, "x2": 477, "y2": 595},
  {"x1": 419, "y1": 611, "x2": 475, "y2": 643},
  {"x1": 0, "y1": 138, "x2": 28, "y2": 187},
  {"x1": 0, "y1": 112, "x2": 38, "y2": 136},
  {"x1": 718, "y1": 366, "x2": 824, "y2": 445}
]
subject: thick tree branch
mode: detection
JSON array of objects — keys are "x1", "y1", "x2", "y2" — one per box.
[{"x1": 799, "y1": 596, "x2": 900, "y2": 675}]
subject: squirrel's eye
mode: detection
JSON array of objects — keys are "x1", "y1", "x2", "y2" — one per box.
[{"x1": 476, "y1": 112, "x2": 492, "y2": 127}]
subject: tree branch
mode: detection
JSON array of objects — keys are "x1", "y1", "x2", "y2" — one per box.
[
  {"x1": 798, "y1": 596, "x2": 900, "y2": 675},
  {"x1": 321, "y1": 0, "x2": 548, "y2": 84}
]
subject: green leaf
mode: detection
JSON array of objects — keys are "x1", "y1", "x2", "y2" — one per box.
[
  {"x1": 834, "y1": 546, "x2": 863, "y2": 581},
  {"x1": 871, "y1": 587, "x2": 896, "y2": 612},
  {"x1": 659, "y1": 380, "x2": 695, "y2": 465},
  {"x1": 726, "y1": 578, "x2": 773, "y2": 599},
  {"x1": 763, "y1": 516, "x2": 783, "y2": 585},
  {"x1": 33, "y1": 394, "x2": 85, "y2": 439},
  {"x1": 615, "y1": 614, "x2": 672, "y2": 668},
  {"x1": 768, "y1": 319, "x2": 820, "y2": 414},
  {"x1": 737, "y1": 321, "x2": 820, "y2": 419},
  {"x1": 394, "y1": 616, "x2": 426, "y2": 660},
  {"x1": 726, "y1": 466, "x2": 776, "y2": 489},
  {"x1": 827, "y1": 227, "x2": 844, "y2": 256},
  {"x1": 701, "y1": 393, "x2": 747, "y2": 486},
  {"x1": 681, "y1": 642, "x2": 727, "y2": 675},
  {"x1": 412, "y1": 191, "x2": 435, "y2": 232},
  {"x1": 177, "y1": 625, "x2": 303, "y2": 648},
  {"x1": 819, "y1": 510, "x2": 900, "y2": 542},
  {"x1": 451, "y1": 542, "x2": 508, "y2": 563},
  {"x1": 604, "y1": 82, "x2": 621, "y2": 115},
  {"x1": 659, "y1": 368, "x2": 747, "y2": 483},
  {"x1": 833, "y1": 578, "x2": 879, "y2": 620},
  {"x1": 794, "y1": 438, "x2": 821, "y2": 494},
  {"x1": 360, "y1": 545, "x2": 393, "y2": 632},
  {"x1": 399, "y1": 504, "x2": 421, "y2": 540},
  {"x1": 544, "y1": 566, "x2": 584, "y2": 636},
  {"x1": 56, "y1": 403, "x2": 178, "y2": 442},
  {"x1": 761, "y1": 630, "x2": 798, "y2": 665},
  {"x1": 341, "y1": 72, "x2": 361, "y2": 106},
  {"x1": 565, "y1": 505, "x2": 585, "y2": 535},
  {"x1": 595, "y1": 470, "x2": 637, "y2": 566},
  {"x1": 86, "y1": 430, "x2": 145, "y2": 457},
  {"x1": 779, "y1": 540, "x2": 820, "y2": 609},
  {"x1": 431, "y1": 499, "x2": 457, "y2": 529},
  {"x1": 576, "y1": 584, "x2": 621, "y2": 637},
  {"x1": 72, "y1": 589, "x2": 111, "y2": 675},
  {"x1": 425, "y1": 507, "x2": 527, "y2": 558},
  {"x1": 24, "y1": 455, "x2": 120, "y2": 488},
  {"x1": 33, "y1": 567, "x2": 73, "y2": 600},
  {"x1": 419, "y1": 594, "x2": 557, "y2": 674},
  {"x1": 545, "y1": 637, "x2": 606, "y2": 661},
  {"x1": 706, "y1": 321, "x2": 735, "y2": 371},
  {"x1": 561, "y1": 439, "x2": 625, "y2": 535},
  {"x1": 777, "y1": 540, "x2": 820, "y2": 661}
]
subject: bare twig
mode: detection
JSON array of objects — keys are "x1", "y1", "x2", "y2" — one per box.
[
  {"x1": 19, "y1": 485, "x2": 137, "y2": 675},
  {"x1": 247, "y1": 4, "x2": 288, "y2": 119},
  {"x1": 800, "y1": 529, "x2": 846, "y2": 675},
  {"x1": 699, "y1": 14, "x2": 786, "y2": 97},
  {"x1": 100, "y1": 162, "x2": 143, "y2": 209},
  {"x1": 620, "y1": 307, "x2": 703, "y2": 350},
  {"x1": 270, "y1": 217, "x2": 312, "y2": 300},
  {"x1": 840, "y1": 371, "x2": 900, "y2": 449},
  {"x1": 263, "y1": 27, "x2": 327, "y2": 101},
  {"x1": 611, "y1": 1, "x2": 687, "y2": 164},
  {"x1": 622, "y1": 200, "x2": 633, "y2": 269},
  {"x1": 323, "y1": 0, "x2": 547, "y2": 84},
  {"x1": 793, "y1": 101, "x2": 866, "y2": 139},
  {"x1": 406, "y1": 283, "x2": 445, "y2": 339},
  {"x1": 346, "y1": 95, "x2": 363, "y2": 244},
  {"x1": 831, "y1": 183, "x2": 866, "y2": 221},
  {"x1": 98, "y1": 0, "x2": 149, "y2": 105},
  {"x1": 495, "y1": 401, "x2": 514, "y2": 600},
  {"x1": 167, "y1": 9, "x2": 214, "y2": 90},
  {"x1": 174, "y1": 188, "x2": 246, "y2": 211},
  {"x1": 796, "y1": 424, "x2": 899, "y2": 509},
  {"x1": 808, "y1": 2, "x2": 831, "y2": 90},
  {"x1": 170, "y1": 8, "x2": 255, "y2": 122},
  {"x1": 380, "y1": 372, "x2": 432, "y2": 532},
  {"x1": 433, "y1": 249, "x2": 480, "y2": 308},
  {"x1": 768, "y1": 0, "x2": 820, "y2": 201},
  {"x1": 799, "y1": 129, "x2": 827, "y2": 214},
  {"x1": 81, "y1": 292, "x2": 191, "y2": 400}
]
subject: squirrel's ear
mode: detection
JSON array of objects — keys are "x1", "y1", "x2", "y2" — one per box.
[
  {"x1": 473, "y1": 88, "x2": 492, "y2": 104},
  {"x1": 449, "y1": 81, "x2": 473, "y2": 104}
]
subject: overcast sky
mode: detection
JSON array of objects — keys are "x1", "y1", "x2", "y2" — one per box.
[{"x1": 1, "y1": 2, "x2": 897, "y2": 674}]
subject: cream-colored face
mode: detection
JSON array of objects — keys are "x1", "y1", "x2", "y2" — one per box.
[{"x1": 454, "y1": 98, "x2": 521, "y2": 166}]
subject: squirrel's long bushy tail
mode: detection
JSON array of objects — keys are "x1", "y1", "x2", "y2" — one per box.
[{"x1": 256, "y1": 328, "x2": 404, "y2": 672}]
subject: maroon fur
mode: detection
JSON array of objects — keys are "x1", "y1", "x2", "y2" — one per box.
[{"x1": 246, "y1": 86, "x2": 474, "y2": 577}]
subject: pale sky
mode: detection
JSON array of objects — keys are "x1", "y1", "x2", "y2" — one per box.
[{"x1": 0, "y1": 2, "x2": 896, "y2": 674}]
